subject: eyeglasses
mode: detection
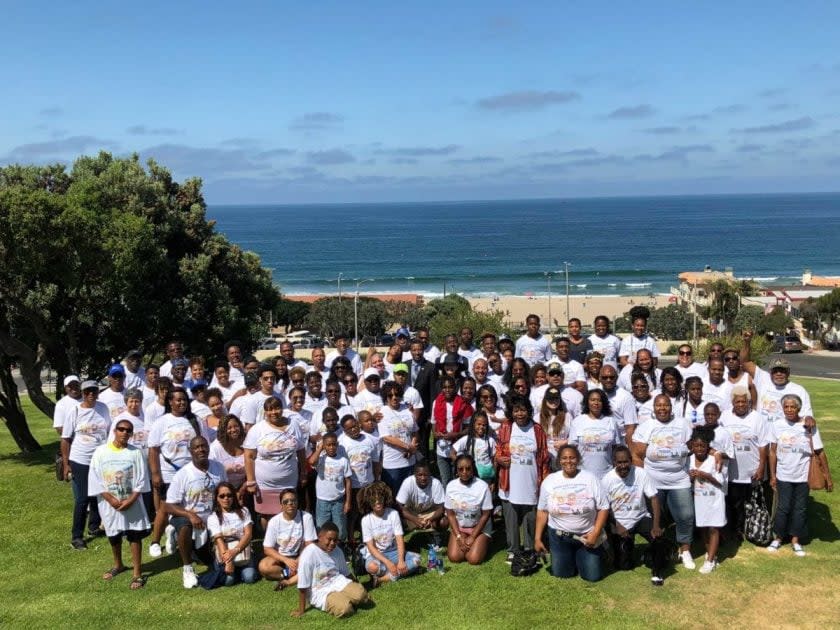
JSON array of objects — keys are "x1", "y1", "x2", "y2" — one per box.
[
  {"x1": 217, "y1": 493, "x2": 233, "y2": 499},
  {"x1": 115, "y1": 426, "x2": 133, "y2": 433},
  {"x1": 723, "y1": 355, "x2": 739, "y2": 361},
  {"x1": 281, "y1": 499, "x2": 298, "y2": 505},
  {"x1": 678, "y1": 350, "x2": 692, "y2": 356}
]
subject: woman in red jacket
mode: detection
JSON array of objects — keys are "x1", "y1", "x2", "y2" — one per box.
[
  {"x1": 495, "y1": 394, "x2": 551, "y2": 564},
  {"x1": 433, "y1": 376, "x2": 474, "y2": 487}
]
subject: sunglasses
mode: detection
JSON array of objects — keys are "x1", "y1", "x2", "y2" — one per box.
[
  {"x1": 281, "y1": 499, "x2": 298, "y2": 505},
  {"x1": 115, "y1": 426, "x2": 133, "y2": 433},
  {"x1": 217, "y1": 493, "x2": 233, "y2": 499},
  {"x1": 678, "y1": 350, "x2": 692, "y2": 356},
  {"x1": 723, "y1": 355, "x2": 739, "y2": 361}
]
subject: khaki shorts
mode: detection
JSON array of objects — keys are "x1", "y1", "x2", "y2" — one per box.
[
  {"x1": 403, "y1": 510, "x2": 439, "y2": 532},
  {"x1": 325, "y1": 582, "x2": 369, "y2": 618}
]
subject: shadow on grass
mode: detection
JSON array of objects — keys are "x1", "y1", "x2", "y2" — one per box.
[
  {"x1": 0, "y1": 439, "x2": 60, "y2": 468},
  {"x1": 808, "y1": 497, "x2": 839, "y2": 542}
]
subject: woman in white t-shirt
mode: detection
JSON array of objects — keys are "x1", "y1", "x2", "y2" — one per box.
[
  {"x1": 475, "y1": 385, "x2": 506, "y2": 433},
  {"x1": 538, "y1": 387, "x2": 569, "y2": 467},
  {"x1": 207, "y1": 482, "x2": 256, "y2": 586},
  {"x1": 259, "y1": 488, "x2": 317, "y2": 590},
  {"x1": 243, "y1": 397, "x2": 306, "y2": 529},
  {"x1": 378, "y1": 382, "x2": 419, "y2": 496},
  {"x1": 569, "y1": 389, "x2": 621, "y2": 479},
  {"x1": 768, "y1": 395, "x2": 833, "y2": 556},
  {"x1": 631, "y1": 395, "x2": 696, "y2": 570},
  {"x1": 445, "y1": 454, "x2": 494, "y2": 565},
  {"x1": 209, "y1": 414, "x2": 246, "y2": 490},
  {"x1": 359, "y1": 481, "x2": 421, "y2": 585},
  {"x1": 584, "y1": 352, "x2": 605, "y2": 390},
  {"x1": 534, "y1": 444, "x2": 609, "y2": 582}
]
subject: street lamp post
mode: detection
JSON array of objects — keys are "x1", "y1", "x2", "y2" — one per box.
[
  {"x1": 337, "y1": 273, "x2": 343, "y2": 303},
  {"x1": 563, "y1": 262, "x2": 571, "y2": 322},
  {"x1": 544, "y1": 272, "x2": 552, "y2": 334},
  {"x1": 354, "y1": 278, "x2": 374, "y2": 351}
]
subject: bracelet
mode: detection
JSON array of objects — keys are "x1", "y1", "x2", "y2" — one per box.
[{"x1": 245, "y1": 481, "x2": 257, "y2": 487}]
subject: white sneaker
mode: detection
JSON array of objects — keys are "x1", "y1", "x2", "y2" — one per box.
[
  {"x1": 164, "y1": 524, "x2": 176, "y2": 555},
  {"x1": 680, "y1": 550, "x2": 696, "y2": 570},
  {"x1": 699, "y1": 559, "x2": 717, "y2": 574},
  {"x1": 767, "y1": 540, "x2": 781, "y2": 553},
  {"x1": 182, "y1": 566, "x2": 198, "y2": 589},
  {"x1": 148, "y1": 542, "x2": 162, "y2": 558},
  {"x1": 792, "y1": 543, "x2": 806, "y2": 557}
]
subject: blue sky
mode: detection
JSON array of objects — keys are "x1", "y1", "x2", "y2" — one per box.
[{"x1": 2, "y1": 1, "x2": 840, "y2": 203}]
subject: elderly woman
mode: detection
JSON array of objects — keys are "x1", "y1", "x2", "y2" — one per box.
[
  {"x1": 534, "y1": 444, "x2": 609, "y2": 582},
  {"x1": 632, "y1": 394, "x2": 696, "y2": 570},
  {"x1": 768, "y1": 394, "x2": 833, "y2": 556},
  {"x1": 243, "y1": 397, "x2": 306, "y2": 529},
  {"x1": 88, "y1": 417, "x2": 150, "y2": 589},
  {"x1": 111, "y1": 388, "x2": 153, "y2": 519}
]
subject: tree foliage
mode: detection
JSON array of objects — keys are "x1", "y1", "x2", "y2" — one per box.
[
  {"x1": 274, "y1": 298, "x2": 311, "y2": 332},
  {"x1": 385, "y1": 300, "x2": 429, "y2": 331},
  {"x1": 733, "y1": 305, "x2": 765, "y2": 334},
  {"x1": 0, "y1": 153, "x2": 278, "y2": 451},
  {"x1": 646, "y1": 303, "x2": 694, "y2": 340},
  {"x1": 304, "y1": 297, "x2": 388, "y2": 340},
  {"x1": 759, "y1": 306, "x2": 794, "y2": 336},
  {"x1": 701, "y1": 279, "x2": 758, "y2": 333},
  {"x1": 426, "y1": 294, "x2": 511, "y2": 347},
  {"x1": 808, "y1": 288, "x2": 840, "y2": 335}
]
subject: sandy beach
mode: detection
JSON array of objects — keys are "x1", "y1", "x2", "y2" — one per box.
[{"x1": 469, "y1": 294, "x2": 674, "y2": 329}]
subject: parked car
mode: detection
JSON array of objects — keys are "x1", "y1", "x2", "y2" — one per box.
[
  {"x1": 773, "y1": 335, "x2": 803, "y2": 353},
  {"x1": 360, "y1": 334, "x2": 395, "y2": 348},
  {"x1": 257, "y1": 337, "x2": 280, "y2": 350}
]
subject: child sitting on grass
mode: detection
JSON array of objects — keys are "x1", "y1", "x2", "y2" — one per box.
[{"x1": 689, "y1": 427, "x2": 727, "y2": 574}]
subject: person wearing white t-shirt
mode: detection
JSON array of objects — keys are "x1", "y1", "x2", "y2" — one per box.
[
  {"x1": 534, "y1": 444, "x2": 610, "y2": 582},
  {"x1": 241, "y1": 366, "x2": 284, "y2": 427},
  {"x1": 164, "y1": 436, "x2": 227, "y2": 588},
  {"x1": 141, "y1": 366, "x2": 159, "y2": 410},
  {"x1": 602, "y1": 446, "x2": 666, "y2": 585},
  {"x1": 324, "y1": 335, "x2": 364, "y2": 377},
  {"x1": 718, "y1": 388, "x2": 769, "y2": 538},
  {"x1": 551, "y1": 340, "x2": 586, "y2": 394},
  {"x1": 378, "y1": 382, "x2": 419, "y2": 496},
  {"x1": 569, "y1": 390, "x2": 622, "y2": 479},
  {"x1": 359, "y1": 482, "x2": 421, "y2": 584},
  {"x1": 767, "y1": 394, "x2": 832, "y2": 556},
  {"x1": 122, "y1": 350, "x2": 146, "y2": 390},
  {"x1": 702, "y1": 358, "x2": 732, "y2": 412},
  {"x1": 530, "y1": 365, "x2": 583, "y2": 420},
  {"x1": 631, "y1": 395, "x2": 696, "y2": 570},
  {"x1": 445, "y1": 454, "x2": 494, "y2": 565},
  {"x1": 617, "y1": 349, "x2": 662, "y2": 394},
  {"x1": 308, "y1": 433, "x2": 352, "y2": 542},
  {"x1": 53, "y1": 375, "x2": 82, "y2": 435},
  {"x1": 598, "y1": 365, "x2": 638, "y2": 445},
  {"x1": 754, "y1": 361, "x2": 814, "y2": 425},
  {"x1": 88, "y1": 417, "x2": 151, "y2": 589},
  {"x1": 590, "y1": 316, "x2": 622, "y2": 369},
  {"x1": 292, "y1": 522, "x2": 369, "y2": 618},
  {"x1": 259, "y1": 488, "x2": 318, "y2": 589},
  {"x1": 396, "y1": 463, "x2": 448, "y2": 539},
  {"x1": 515, "y1": 314, "x2": 552, "y2": 367},
  {"x1": 689, "y1": 427, "x2": 727, "y2": 574},
  {"x1": 206, "y1": 482, "x2": 257, "y2": 586},
  {"x1": 674, "y1": 344, "x2": 707, "y2": 381},
  {"x1": 98, "y1": 364, "x2": 128, "y2": 420},
  {"x1": 62, "y1": 380, "x2": 111, "y2": 548},
  {"x1": 618, "y1": 314, "x2": 660, "y2": 367},
  {"x1": 158, "y1": 340, "x2": 184, "y2": 379}
]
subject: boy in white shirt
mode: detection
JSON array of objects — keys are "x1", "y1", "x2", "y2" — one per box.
[
  {"x1": 292, "y1": 522, "x2": 370, "y2": 618},
  {"x1": 308, "y1": 433, "x2": 352, "y2": 542}
]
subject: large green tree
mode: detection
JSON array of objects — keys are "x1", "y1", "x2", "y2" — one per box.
[
  {"x1": 304, "y1": 297, "x2": 388, "y2": 340},
  {"x1": 0, "y1": 153, "x2": 278, "y2": 451}
]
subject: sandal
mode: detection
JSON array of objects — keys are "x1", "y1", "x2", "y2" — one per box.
[
  {"x1": 130, "y1": 576, "x2": 147, "y2": 590},
  {"x1": 103, "y1": 567, "x2": 127, "y2": 581},
  {"x1": 274, "y1": 581, "x2": 287, "y2": 592}
]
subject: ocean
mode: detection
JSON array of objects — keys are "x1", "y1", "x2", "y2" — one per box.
[{"x1": 207, "y1": 193, "x2": 840, "y2": 298}]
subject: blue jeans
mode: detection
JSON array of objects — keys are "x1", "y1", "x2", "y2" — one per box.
[
  {"x1": 214, "y1": 559, "x2": 257, "y2": 586},
  {"x1": 657, "y1": 487, "x2": 695, "y2": 545},
  {"x1": 316, "y1": 497, "x2": 347, "y2": 541},
  {"x1": 70, "y1": 460, "x2": 101, "y2": 539},
  {"x1": 547, "y1": 528, "x2": 604, "y2": 582},
  {"x1": 364, "y1": 547, "x2": 422, "y2": 579},
  {"x1": 382, "y1": 466, "x2": 411, "y2": 497}
]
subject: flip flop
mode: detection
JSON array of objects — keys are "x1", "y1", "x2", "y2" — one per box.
[
  {"x1": 274, "y1": 580, "x2": 287, "y2": 592},
  {"x1": 130, "y1": 576, "x2": 146, "y2": 590},
  {"x1": 103, "y1": 567, "x2": 127, "y2": 581}
]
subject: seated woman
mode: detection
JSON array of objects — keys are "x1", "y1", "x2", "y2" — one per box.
[
  {"x1": 534, "y1": 444, "x2": 610, "y2": 582},
  {"x1": 445, "y1": 454, "x2": 493, "y2": 565},
  {"x1": 259, "y1": 488, "x2": 317, "y2": 590},
  {"x1": 358, "y1": 482, "x2": 421, "y2": 586},
  {"x1": 207, "y1": 482, "x2": 257, "y2": 586}
]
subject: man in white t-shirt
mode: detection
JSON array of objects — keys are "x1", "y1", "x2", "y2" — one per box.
[
  {"x1": 98, "y1": 364, "x2": 128, "y2": 420},
  {"x1": 601, "y1": 446, "x2": 666, "y2": 585},
  {"x1": 159, "y1": 340, "x2": 185, "y2": 378},
  {"x1": 515, "y1": 314, "x2": 552, "y2": 367},
  {"x1": 278, "y1": 341, "x2": 309, "y2": 373},
  {"x1": 122, "y1": 349, "x2": 146, "y2": 390},
  {"x1": 164, "y1": 436, "x2": 227, "y2": 589},
  {"x1": 415, "y1": 327, "x2": 441, "y2": 364},
  {"x1": 52, "y1": 375, "x2": 82, "y2": 435},
  {"x1": 530, "y1": 364, "x2": 583, "y2": 419},
  {"x1": 391, "y1": 364, "x2": 424, "y2": 424},
  {"x1": 550, "y1": 341, "x2": 586, "y2": 394},
  {"x1": 395, "y1": 463, "x2": 448, "y2": 543},
  {"x1": 598, "y1": 365, "x2": 638, "y2": 445},
  {"x1": 457, "y1": 328, "x2": 483, "y2": 374},
  {"x1": 292, "y1": 522, "x2": 370, "y2": 618},
  {"x1": 325, "y1": 334, "x2": 363, "y2": 377}
]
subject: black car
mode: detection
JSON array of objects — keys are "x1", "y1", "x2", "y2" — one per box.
[{"x1": 360, "y1": 334, "x2": 395, "y2": 348}]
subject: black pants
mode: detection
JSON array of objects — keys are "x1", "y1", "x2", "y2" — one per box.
[
  {"x1": 775, "y1": 481, "x2": 809, "y2": 541},
  {"x1": 726, "y1": 482, "x2": 753, "y2": 535},
  {"x1": 610, "y1": 517, "x2": 668, "y2": 578}
]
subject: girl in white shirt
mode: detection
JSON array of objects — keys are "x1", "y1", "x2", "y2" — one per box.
[
  {"x1": 358, "y1": 482, "x2": 421, "y2": 585},
  {"x1": 689, "y1": 427, "x2": 726, "y2": 574}
]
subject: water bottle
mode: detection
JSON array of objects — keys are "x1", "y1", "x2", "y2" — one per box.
[
  {"x1": 436, "y1": 555, "x2": 445, "y2": 575},
  {"x1": 427, "y1": 544, "x2": 437, "y2": 572}
]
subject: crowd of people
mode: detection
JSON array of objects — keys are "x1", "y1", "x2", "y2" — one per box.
[{"x1": 55, "y1": 311, "x2": 833, "y2": 616}]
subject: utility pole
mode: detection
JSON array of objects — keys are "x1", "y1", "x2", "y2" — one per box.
[
  {"x1": 544, "y1": 272, "x2": 552, "y2": 334},
  {"x1": 563, "y1": 262, "x2": 571, "y2": 322}
]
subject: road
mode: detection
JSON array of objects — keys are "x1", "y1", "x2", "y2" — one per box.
[{"x1": 660, "y1": 350, "x2": 840, "y2": 380}]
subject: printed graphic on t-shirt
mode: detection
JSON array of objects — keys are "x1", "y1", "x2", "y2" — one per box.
[
  {"x1": 258, "y1": 430, "x2": 298, "y2": 462},
  {"x1": 547, "y1": 482, "x2": 591, "y2": 516}
]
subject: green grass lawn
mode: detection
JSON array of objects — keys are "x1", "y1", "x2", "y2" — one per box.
[{"x1": 1, "y1": 378, "x2": 838, "y2": 629}]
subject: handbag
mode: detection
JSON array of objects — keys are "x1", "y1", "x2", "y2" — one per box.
[
  {"x1": 744, "y1": 484, "x2": 773, "y2": 546},
  {"x1": 215, "y1": 540, "x2": 251, "y2": 567},
  {"x1": 510, "y1": 549, "x2": 543, "y2": 577},
  {"x1": 808, "y1": 433, "x2": 829, "y2": 491}
]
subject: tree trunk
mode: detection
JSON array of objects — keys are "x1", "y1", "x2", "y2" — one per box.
[
  {"x1": 0, "y1": 330, "x2": 56, "y2": 419},
  {"x1": 0, "y1": 358, "x2": 42, "y2": 452}
]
